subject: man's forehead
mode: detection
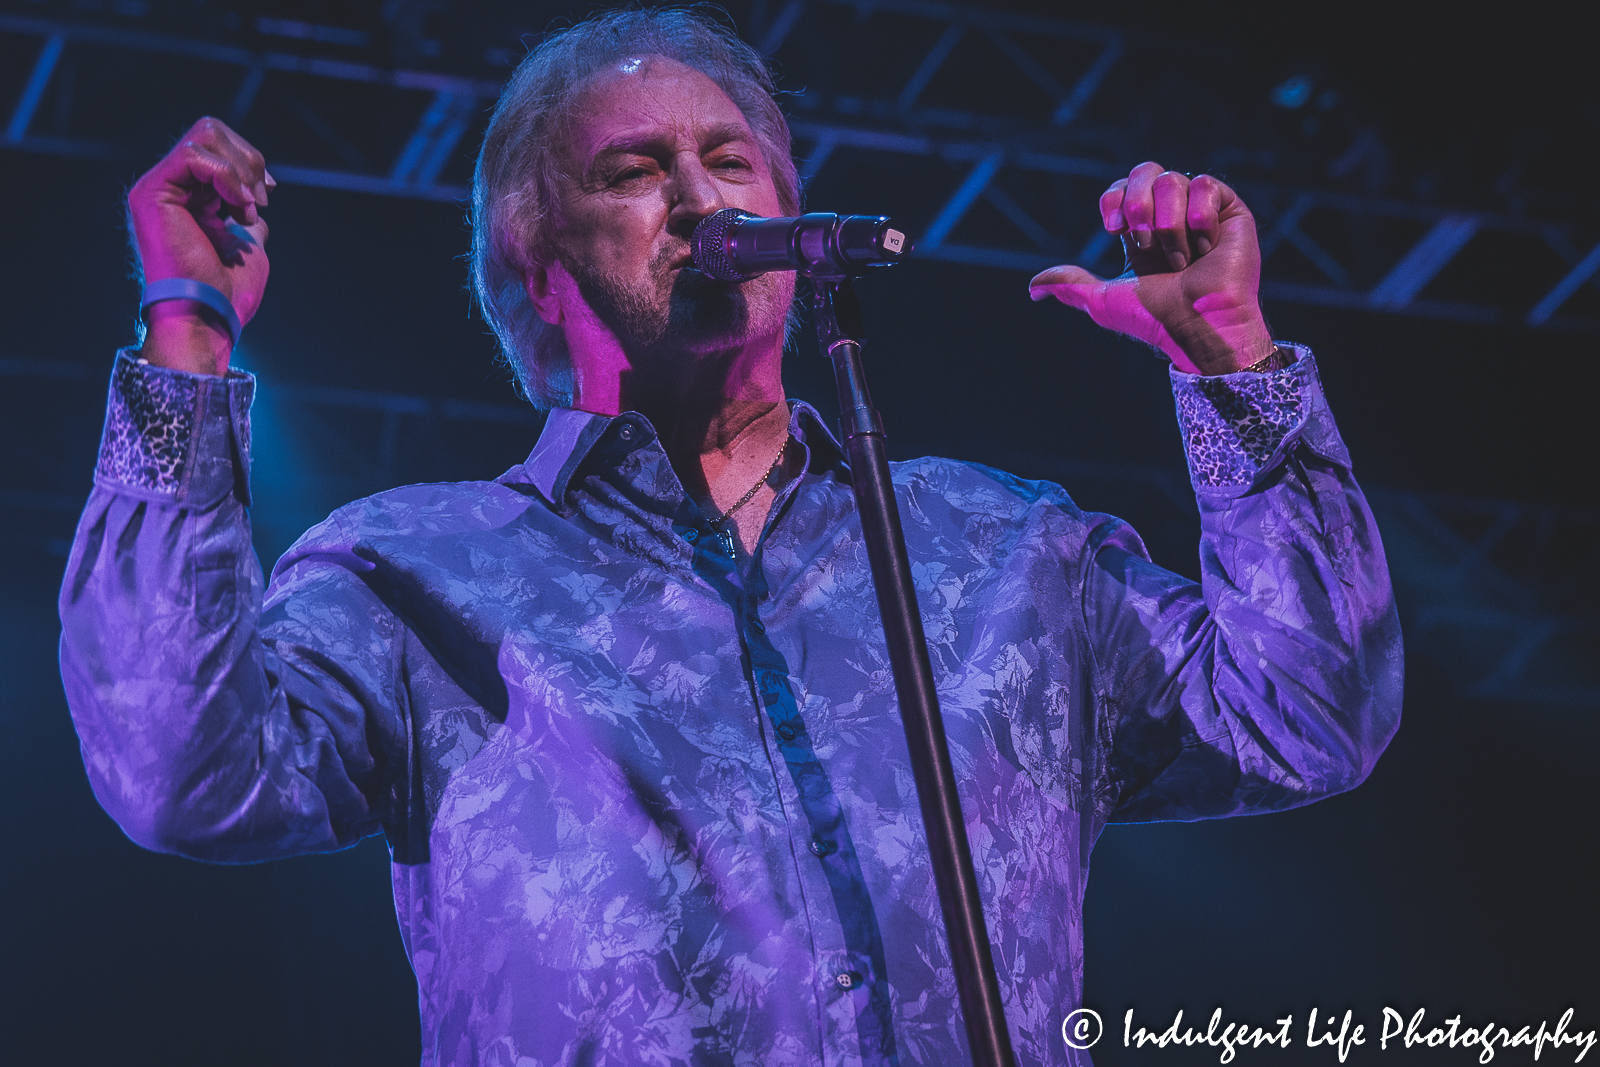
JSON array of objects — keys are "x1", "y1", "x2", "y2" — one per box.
[{"x1": 564, "y1": 56, "x2": 755, "y2": 155}]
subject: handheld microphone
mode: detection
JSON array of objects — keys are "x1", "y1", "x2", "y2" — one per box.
[{"x1": 690, "y1": 209, "x2": 912, "y2": 282}]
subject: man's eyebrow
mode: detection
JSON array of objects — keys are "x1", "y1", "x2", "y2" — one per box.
[
  {"x1": 698, "y1": 122, "x2": 758, "y2": 151},
  {"x1": 589, "y1": 122, "x2": 757, "y2": 163}
]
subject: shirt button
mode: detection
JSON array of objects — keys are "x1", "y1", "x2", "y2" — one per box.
[
  {"x1": 809, "y1": 838, "x2": 836, "y2": 856},
  {"x1": 747, "y1": 617, "x2": 766, "y2": 635},
  {"x1": 682, "y1": 528, "x2": 698, "y2": 543},
  {"x1": 617, "y1": 424, "x2": 634, "y2": 441},
  {"x1": 777, "y1": 723, "x2": 797, "y2": 741},
  {"x1": 835, "y1": 971, "x2": 858, "y2": 990}
]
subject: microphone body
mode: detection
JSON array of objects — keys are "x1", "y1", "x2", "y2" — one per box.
[{"x1": 691, "y1": 209, "x2": 911, "y2": 281}]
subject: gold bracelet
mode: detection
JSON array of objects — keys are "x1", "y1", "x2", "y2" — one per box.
[{"x1": 1241, "y1": 344, "x2": 1292, "y2": 373}]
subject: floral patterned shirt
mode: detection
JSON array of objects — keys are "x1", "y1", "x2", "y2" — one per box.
[{"x1": 60, "y1": 345, "x2": 1401, "y2": 1067}]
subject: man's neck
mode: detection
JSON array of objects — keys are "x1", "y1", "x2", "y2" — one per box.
[{"x1": 571, "y1": 339, "x2": 794, "y2": 552}]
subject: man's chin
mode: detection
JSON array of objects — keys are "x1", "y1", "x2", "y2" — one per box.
[{"x1": 660, "y1": 271, "x2": 788, "y2": 351}]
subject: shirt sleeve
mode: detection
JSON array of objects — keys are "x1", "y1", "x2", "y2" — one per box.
[
  {"x1": 57, "y1": 351, "x2": 406, "y2": 861},
  {"x1": 1084, "y1": 345, "x2": 1403, "y2": 822}
]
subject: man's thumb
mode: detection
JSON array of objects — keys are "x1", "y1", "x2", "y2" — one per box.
[{"x1": 1028, "y1": 264, "x2": 1106, "y2": 310}]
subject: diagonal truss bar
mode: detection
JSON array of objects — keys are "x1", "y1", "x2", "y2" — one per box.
[
  {"x1": 758, "y1": 0, "x2": 808, "y2": 55},
  {"x1": 1076, "y1": 228, "x2": 1116, "y2": 269},
  {"x1": 896, "y1": 22, "x2": 964, "y2": 113},
  {"x1": 390, "y1": 90, "x2": 476, "y2": 187},
  {"x1": 980, "y1": 27, "x2": 1071, "y2": 107},
  {"x1": 1285, "y1": 227, "x2": 1354, "y2": 289},
  {"x1": 1537, "y1": 231, "x2": 1600, "y2": 303},
  {"x1": 1260, "y1": 196, "x2": 1354, "y2": 289},
  {"x1": 5, "y1": 33, "x2": 64, "y2": 143},
  {"x1": 982, "y1": 184, "x2": 1055, "y2": 250},
  {"x1": 921, "y1": 151, "x2": 1004, "y2": 250},
  {"x1": 1369, "y1": 215, "x2": 1481, "y2": 309},
  {"x1": 1053, "y1": 34, "x2": 1122, "y2": 126},
  {"x1": 1466, "y1": 616, "x2": 1561, "y2": 699},
  {"x1": 1257, "y1": 193, "x2": 1310, "y2": 258},
  {"x1": 799, "y1": 132, "x2": 838, "y2": 186},
  {"x1": 1527, "y1": 239, "x2": 1600, "y2": 327},
  {"x1": 227, "y1": 65, "x2": 267, "y2": 126}
]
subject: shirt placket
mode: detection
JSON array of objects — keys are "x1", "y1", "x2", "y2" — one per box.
[
  {"x1": 739, "y1": 463, "x2": 899, "y2": 1067},
  {"x1": 590, "y1": 411, "x2": 899, "y2": 1067}
]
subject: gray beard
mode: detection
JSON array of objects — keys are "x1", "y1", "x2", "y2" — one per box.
[{"x1": 568, "y1": 246, "x2": 760, "y2": 354}]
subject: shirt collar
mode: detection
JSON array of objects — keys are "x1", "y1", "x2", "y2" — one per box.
[
  {"x1": 523, "y1": 407, "x2": 609, "y2": 504},
  {"x1": 510, "y1": 400, "x2": 846, "y2": 507}
]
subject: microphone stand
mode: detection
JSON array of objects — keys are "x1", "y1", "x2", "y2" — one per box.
[{"x1": 812, "y1": 276, "x2": 1017, "y2": 1067}]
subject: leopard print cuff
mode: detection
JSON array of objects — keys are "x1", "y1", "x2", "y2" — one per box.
[
  {"x1": 94, "y1": 351, "x2": 255, "y2": 506},
  {"x1": 1172, "y1": 344, "x2": 1308, "y2": 490}
]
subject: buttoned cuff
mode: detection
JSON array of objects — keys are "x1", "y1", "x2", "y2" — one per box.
[
  {"x1": 1171, "y1": 344, "x2": 1350, "y2": 494},
  {"x1": 94, "y1": 349, "x2": 255, "y2": 508}
]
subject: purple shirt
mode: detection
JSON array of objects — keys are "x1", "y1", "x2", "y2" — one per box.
[{"x1": 59, "y1": 345, "x2": 1401, "y2": 1067}]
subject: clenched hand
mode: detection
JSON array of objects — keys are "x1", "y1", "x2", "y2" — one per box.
[
  {"x1": 128, "y1": 116, "x2": 273, "y2": 376},
  {"x1": 1029, "y1": 162, "x2": 1274, "y2": 376}
]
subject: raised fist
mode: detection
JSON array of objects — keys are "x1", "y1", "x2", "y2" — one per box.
[{"x1": 128, "y1": 116, "x2": 273, "y2": 376}]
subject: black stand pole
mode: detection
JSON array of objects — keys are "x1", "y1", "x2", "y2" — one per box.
[{"x1": 813, "y1": 278, "x2": 1017, "y2": 1067}]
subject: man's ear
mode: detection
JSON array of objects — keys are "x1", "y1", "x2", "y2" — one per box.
[{"x1": 524, "y1": 259, "x2": 566, "y2": 326}]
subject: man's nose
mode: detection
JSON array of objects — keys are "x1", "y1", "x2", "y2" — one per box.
[{"x1": 666, "y1": 157, "x2": 725, "y2": 239}]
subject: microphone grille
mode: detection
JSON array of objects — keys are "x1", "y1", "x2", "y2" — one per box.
[{"x1": 690, "y1": 209, "x2": 754, "y2": 282}]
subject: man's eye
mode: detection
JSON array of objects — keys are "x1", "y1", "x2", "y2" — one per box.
[
  {"x1": 713, "y1": 156, "x2": 752, "y2": 171},
  {"x1": 610, "y1": 165, "x2": 652, "y2": 185}
]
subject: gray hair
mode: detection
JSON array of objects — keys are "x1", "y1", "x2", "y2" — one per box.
[{"x1": 470, "y1": 7, "x2": 802, "y2": 410}]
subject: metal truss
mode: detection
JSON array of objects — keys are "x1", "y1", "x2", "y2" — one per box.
[
  {"x1": 1364, "y1": 487, "x2": 1599, "y2": 707},
  {"x1": 6, "y1": 355, "x2": 1591, "y2": 706},
  {"x1": 5, "y1": 0, "x2": 1599, "y2": 332},
  {"x1": 0, "y1": 8, "x2": 499, "y2": 200}
]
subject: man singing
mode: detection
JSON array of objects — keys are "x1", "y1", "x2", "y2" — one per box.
[{"x1": 60, "y1": 8, "x2": 1401, "y2": 1066}]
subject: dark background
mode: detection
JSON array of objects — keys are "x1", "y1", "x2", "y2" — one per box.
[{"x1": 1, "y1": 0, "x2": 1595, "y2": 1063}]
